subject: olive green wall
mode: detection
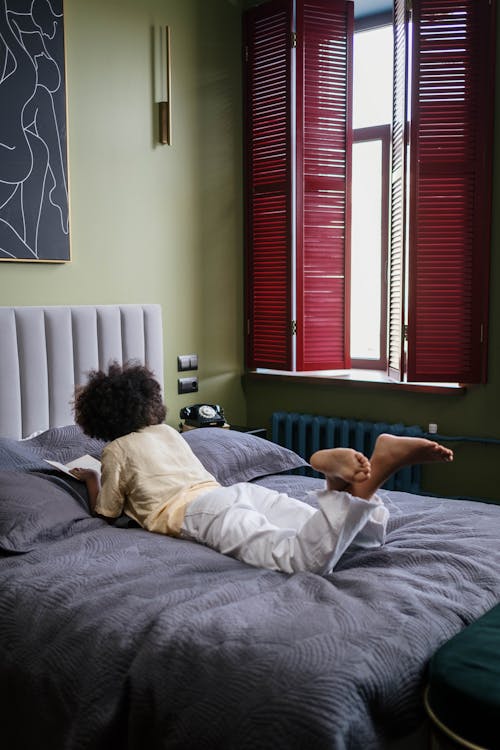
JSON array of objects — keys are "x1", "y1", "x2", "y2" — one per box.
[{"x1": 0, "y1": 0, "x2": 247, "y2": 429}]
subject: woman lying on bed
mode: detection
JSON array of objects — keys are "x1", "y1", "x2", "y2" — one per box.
[{"x1": 70, "y1": 362, "x2": 453, "y2": 575}]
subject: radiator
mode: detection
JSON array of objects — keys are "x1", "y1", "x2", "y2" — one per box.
[{"x1": 271, "y1": 411, "x2": 424, "y2": 493}]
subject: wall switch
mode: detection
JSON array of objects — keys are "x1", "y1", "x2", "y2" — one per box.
[
  {"x1": 177, "y1": 354, "x2": 198, "y2": 372},
  {"x1": 178, "y1": 376, "x2": 199, "y2": 394}
]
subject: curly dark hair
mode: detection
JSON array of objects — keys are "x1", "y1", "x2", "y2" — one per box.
[{"x1": 74, "y1": 361, "x2": 167, "y2": 441}]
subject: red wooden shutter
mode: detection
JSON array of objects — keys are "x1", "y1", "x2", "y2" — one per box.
[
  {"x1": 406, "y1": 0, "x2": 495, "y2": 383},
  {"x1": 388, "y1": 0, "x2": 409, "y2": 381},
  {"x1": 243, "y1": 0, "x2": 293, "y2": 370},
  {"x1": 296, "y1": 0, "x2": 353, "y2": 370}
]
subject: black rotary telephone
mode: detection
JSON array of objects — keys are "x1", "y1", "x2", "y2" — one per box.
[{"x1": 179, "y1": 404, "x2": 225, "y2": 427}]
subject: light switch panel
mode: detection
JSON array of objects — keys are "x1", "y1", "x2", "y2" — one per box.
[{"x1": 177, "y1": 354, "x2": 198, "y2": 372}]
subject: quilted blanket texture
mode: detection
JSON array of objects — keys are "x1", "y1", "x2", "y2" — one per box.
[{"x1": 1, "y1": 472, "x2": 500, "y2": 750}]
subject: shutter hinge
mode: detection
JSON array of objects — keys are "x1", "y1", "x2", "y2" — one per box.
[
  {"x1": 291, "y1": 31, "x2": 297, "y2": 48},
  {"x1": 403, "y1": 324, "x2": 408, "y2": 341},
  {"x1": 405, "y1": 0, "x2": 412, "y2": 11},
  {"x1": 247, "y1": 319, "x2": 251, "y2": 335},
  {"x1": 291, "y1": 320, "x2": 297, "y2": 336},
  {"x1": 244, "y1": 44, "x2": 249, "y2": 63},
  {"x1": 480, "y1": 323, "x2": 484, "y2": 344}
]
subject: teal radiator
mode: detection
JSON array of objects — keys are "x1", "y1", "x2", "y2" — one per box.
[{"x1": 271, "y1": 411, "x2": 424, "y2": 493}]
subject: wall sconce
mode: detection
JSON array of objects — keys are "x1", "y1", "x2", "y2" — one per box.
[{"x1": 155, "y1": 25, "x2": 171, "y2": 145}]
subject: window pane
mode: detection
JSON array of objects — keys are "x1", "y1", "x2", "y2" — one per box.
[
  {"x1": 351, "y1": 140, "x2": 383, "y2": 360},
  {"x1": 353, "y1": 26, "x2": 393, "y2": 128}
]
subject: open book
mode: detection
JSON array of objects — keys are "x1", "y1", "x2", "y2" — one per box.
[{"x1": 45, "y1": 454, "x2": 102, "y2": 479}]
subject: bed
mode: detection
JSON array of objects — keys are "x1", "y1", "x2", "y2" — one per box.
[{"x1": 1, "y1": 304, "x2": 499, "y2": 750}]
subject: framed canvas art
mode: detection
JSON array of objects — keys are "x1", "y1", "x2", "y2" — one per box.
[{"x1": 0, "y1": 0, "x2": 70, "y2": 262}]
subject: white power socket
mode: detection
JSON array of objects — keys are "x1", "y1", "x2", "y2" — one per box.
[{"x1": 428, "y1": 423, "x2": 438, "y2": 434}]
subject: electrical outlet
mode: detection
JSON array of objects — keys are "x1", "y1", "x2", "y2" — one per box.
[
  {"x1": 428, "y1": 423, "x2": 438, "y2": 434},
  {"x1": 178, "y1": 376, "x2": 198, "y2": 394}
]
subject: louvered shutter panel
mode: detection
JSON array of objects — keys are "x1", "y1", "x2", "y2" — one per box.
[
  {"x1": 244, "y1": 0, "x2": 293, "y2": 370},
  {"x1": 296, "y1": 0, "x2": 353, "y2": 370},
  {"x1": 388, "y1": 0, "x2": 409, "y2": 380},
  {"x1": 406, "y1": 0, "x2": 495, "y2": 383}
]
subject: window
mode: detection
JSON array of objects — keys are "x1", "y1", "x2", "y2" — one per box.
[
  {"x1": 351, "y1": 127, "x2": 389, "y2": 367},
  {"x1": 243, "y1": 0, "x2": 495, "y2": 384},
  {"x1": 351, "y1": 22, "x2": 392, "y2": 367}
]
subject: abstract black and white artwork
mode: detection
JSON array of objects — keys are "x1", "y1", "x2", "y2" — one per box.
[{"x1": 0, "y1": 0, "x2": 70, "y2": 262}]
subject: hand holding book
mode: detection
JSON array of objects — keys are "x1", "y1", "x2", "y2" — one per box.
[{"x1": 44, "y1": 454, "x2": 102, "y2": 479}]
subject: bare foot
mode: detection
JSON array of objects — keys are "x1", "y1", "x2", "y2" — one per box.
[
  {"x1": 372, "y1": 433, "x2": 453, "y2": 469},
  {"x1": 350, "y1": 433, "x2": 453, "y2": 500},
  {"x1": 310, "y1": 448, "x2": 371, "y2": 491}
]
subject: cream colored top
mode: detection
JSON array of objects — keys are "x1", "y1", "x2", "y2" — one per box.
[{"x1": 95, "y1": 424, "x2": 220, "y2": 536}]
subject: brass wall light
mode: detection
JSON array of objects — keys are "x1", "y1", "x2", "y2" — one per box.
[{"x1": 155, "y1": 25, "x2": 171, "y2": 145}]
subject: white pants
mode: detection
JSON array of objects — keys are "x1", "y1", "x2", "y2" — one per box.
[{"x1": 180, "y1": 482, "x2": 389, "y2": 575}]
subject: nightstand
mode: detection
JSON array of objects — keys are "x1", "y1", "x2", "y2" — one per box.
[
  {"x1": 179, "y1": 423, "x2": 267, "y2": 439},
  {"x1": 227, "y1": 425, "x2": 267, "y2": 439}
]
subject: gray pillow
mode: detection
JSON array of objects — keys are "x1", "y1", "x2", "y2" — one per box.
[
  {"x1": 0, "y1": 471, "x2": 99, "y2": 554},
  {"x1": 0, "y1": 425, "x2": 106, "y2": 476},
  {"x1": 181, "y1": 428, "x2": 308, "y2": 485},
  {"x1": 0, "y1": 438, "x2": 48, "y2": 472},
  {"x1": 0, "y1": 423, "x2": 307, "y2": 497},
  {"x1": 21, "y1": 425, "x2": 106, "y2": 463}
]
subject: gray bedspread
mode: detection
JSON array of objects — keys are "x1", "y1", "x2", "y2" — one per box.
[{"x1": 1, "y1": 428, "x2": 500, "y2": 749}]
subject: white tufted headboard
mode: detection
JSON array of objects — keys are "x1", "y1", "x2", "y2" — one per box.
[{"x1": 0, "y1": 304, "x2": 164, "y2": 440}]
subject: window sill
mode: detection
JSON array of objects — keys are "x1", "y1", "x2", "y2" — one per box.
[{"x1": 246, "y1": 369, "x2": 466, "y2": 395}]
